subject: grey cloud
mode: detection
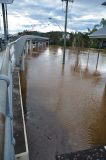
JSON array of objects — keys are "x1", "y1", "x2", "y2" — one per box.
[{"x1": 6, "y1": 0, "x2": 106, "y2": 33}]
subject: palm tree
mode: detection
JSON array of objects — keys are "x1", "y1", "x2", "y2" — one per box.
[{"x1": 100, "y1": 18, "x2": 106, "y2": 27}]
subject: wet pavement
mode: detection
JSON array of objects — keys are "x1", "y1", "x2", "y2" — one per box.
[
  {"x1": 13, "y1": 68, "x2": 26, "y2": 154},
  {"x1": 56, "y1": 146, "x2": 106, "y2": 160},
  {"x1": 20, "y1": 46, "x2": 106, "y2": 160}
]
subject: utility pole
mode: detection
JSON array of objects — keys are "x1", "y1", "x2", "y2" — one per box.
[
  {"x1": 5, "y1": 4, "x2": 8, "y2": 37},
  {"x1": 0, "y1": 1, "x2": 14, "y2": 45},
  {"x1": 61, "y1": 0, "x2": 73, "y2": 64},
  {"x1": 2, "y1": 3, "x2": 8, "y2": 45}
]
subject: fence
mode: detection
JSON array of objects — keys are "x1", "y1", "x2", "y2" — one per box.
[
  {"x1": 0, "y1": 44, "x2": 15, "y2": 160},
  {"x1": 0, "y1": 35, "x2": 49, "y2": 160}
]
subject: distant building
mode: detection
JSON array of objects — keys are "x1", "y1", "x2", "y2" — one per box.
[
  {"x1": 62, "y1": 33, "x2": 70, "y2": 39},
  {"x1": 89, "y1": 1, "x2": 106, "y2": 39},
  {"x1": 89, "y1": 25, "x2": 106, "y2": 48},
  {"x1": 89, "y1": 25, "x2": 106, "y2": 39}
]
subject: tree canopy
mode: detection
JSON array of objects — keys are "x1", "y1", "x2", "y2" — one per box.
[{"x1": 18, "y1": 18, "x2": 106, "y2": 49}]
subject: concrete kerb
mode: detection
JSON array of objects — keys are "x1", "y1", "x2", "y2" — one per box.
[{"x1": 15, "y1": 72, "x2": 29, "y2": 160}]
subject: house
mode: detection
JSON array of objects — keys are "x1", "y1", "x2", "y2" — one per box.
[{"x1": 89, "y1": 25, "x2": 106, "y2": 39}]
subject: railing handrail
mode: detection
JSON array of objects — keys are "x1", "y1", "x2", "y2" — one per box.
[
  {"x1": 0, "y1": 35, "x2": 49, "y2": 160},
  {"x1": 0, "y1": 44, "x2": 11, "y2": 160}
]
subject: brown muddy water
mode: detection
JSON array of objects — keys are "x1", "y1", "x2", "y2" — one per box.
[{"x1": 20, "y1": 46, "x2": 106, "y2": 160}]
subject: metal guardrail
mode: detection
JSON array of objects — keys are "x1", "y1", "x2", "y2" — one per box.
[
  {"x1": 0, "y1": 35, "x2": 49, "y2": 160},
  {"x1": 0, "y1": 43, "x2": 16, "y2": 160},
  {"x1": 0, "y1": 36, "x2": 26, "y2": 159},
  {"x1": 0, "y1": 36, "x2": 27, "y2": 160}
]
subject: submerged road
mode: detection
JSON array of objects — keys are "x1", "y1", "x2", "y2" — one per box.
[{"x1": 20, "y1": 46, "x2": 106, "y2": 160}]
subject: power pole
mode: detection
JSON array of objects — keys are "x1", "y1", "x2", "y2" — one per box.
[
  {"x1": 61, "y1": 0, "x2": 73, "y2": 64},
  {"x1": 0, "y1": 1, "x2": 14, "y2": 46},
  {"x1": 5, "y1": 4, "x2": 8, "y2": 38},
  {"x1": 2, "y1": 3, "x2": 8, "y2": 45}
]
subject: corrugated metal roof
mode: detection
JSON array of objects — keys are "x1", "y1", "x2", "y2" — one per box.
[
  {"x1": 0, "y1": 0, "x2": 14, "y2": 4},
  {"x1": 89, "y1": 25, "x2": 106, "y2": 39}
]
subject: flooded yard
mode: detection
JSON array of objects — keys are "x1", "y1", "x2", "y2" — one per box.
[{"x1": 21, "y1": 46, "x2": 106, "y2": 160}]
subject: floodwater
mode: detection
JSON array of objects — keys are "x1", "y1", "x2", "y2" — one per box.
[{"x1": 20, "y1": 46, "x2": 106, "y2": 160}]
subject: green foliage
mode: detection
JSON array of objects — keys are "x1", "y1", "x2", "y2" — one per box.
[
  {"x1": 89, "y1": 39, "x2": 100, "y2": 49},
  {"x1": 87, "y1": 18, "x2": 106, "y2": 49},
  {"x1": 100, "y1": 18, "x2": 106, "y2": 27}
]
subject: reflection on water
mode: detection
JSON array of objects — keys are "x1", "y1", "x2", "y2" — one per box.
[
  {"x1": 20, "y1": 64, "x2": 27, "y2": 115},
  {"x1": 88, "y1": 84, "x2": 106, "y2": 146},
  {"x1": 21, "y1": 46, "x2": 106, "y2": 159}
]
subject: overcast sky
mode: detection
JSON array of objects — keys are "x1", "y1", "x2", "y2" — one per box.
[{"x1": 1, "y1": 0, "x2": 106, "y2": 33}]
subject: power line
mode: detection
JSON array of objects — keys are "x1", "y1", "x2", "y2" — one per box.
[{"x1": 49, "y1": 17, "x2": 63, "y2": 32}]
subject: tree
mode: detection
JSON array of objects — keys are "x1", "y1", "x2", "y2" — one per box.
[
  {"x1": 100, "y1": 18, "x2": 106, "y2": 27},
  {"x1": 87, "y1": 18, "x2": 106, "y2": 49}
]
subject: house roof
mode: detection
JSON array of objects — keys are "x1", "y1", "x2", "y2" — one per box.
[{"x1": 89, "y1": 25, "x2": 106, "y2": 39}]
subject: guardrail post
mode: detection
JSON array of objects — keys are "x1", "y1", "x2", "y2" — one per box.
[
  {"x1": 29, "y1": 40, "x2": 32, "y2": 56},
  {"x1": 44, "y1": 42, "x2": 46, "y2": 48},
  {"x1": 38, "y1": 42, "x2": 40, "y2": 51},
  {"x1": 20, "y1": 53, "x2": 25, "y2": 71},
  {"x1": 26, "y1": 41, "x2": 29, "y2": 55}
]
